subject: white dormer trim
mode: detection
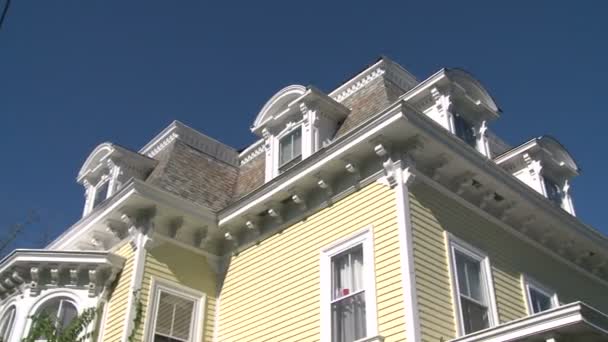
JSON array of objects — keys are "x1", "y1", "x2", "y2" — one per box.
[
  {"x1": 254, "y1": 85, "x2": 350, "y2": 182},
  {"x1": 494, "y1": 136, "x2": 579, "y2": 216}
]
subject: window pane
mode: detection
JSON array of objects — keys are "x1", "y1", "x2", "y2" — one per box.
[
  {"x1": 455, "y1": 251, "x2": 483, "y2": 301},
  {"x1": 331, "y1": 292, "x2": 366, "y2": 342},
  {"x1": 156, "y1": 293, "x2": 175, "y2": 336},
  {"x1": 332, "y1": 252, "x2": 351, "y2": 300},
  {"x1": 293, "y1": 129, "x2": 302, "y2": 158},
  {"x1": 58, "y1": 301, "x2": 78, "y2": 331},
  {"x1": 351, "y1": 247, "x2": 364, "y2": 293},
  {"x1": 454, "y1": 115, "x2": 476, "y2": 147},
  {"x1": 332, "y1": 245, "x2": 364, "y2": 300},
  {"x1": 529, "y1": 288, "x2": 552, "y2": 313},
  {"x1": 279, "y1": 129, "x2": 302, "y2": 166},
  {"x1": 155, "y1": 291, "x2": 195, "y2": 341},
  {"x1": 461, "y1": 297, "x2": 489, "y2": 334},
  {"x1": 544, "y1": 178, "x2": 562, "y2": 206},
  {"x1": 171, "y1": 296, "x2": 194, "y2": 340},
  {"x1": 93, "y1": 181, "x2": 109, "y2": 208},
  {"x1": 279, "y1": 135, "x2": 292, "y2": 165}
]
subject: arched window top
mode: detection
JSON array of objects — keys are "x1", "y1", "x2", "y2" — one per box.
[
  {"x1": 252, "y1": 85, "x2": 307, "y2": 132},
  {"x1": 34, "y1": 297, "x2": 79, "y2": 334},
  {"x1": 0, "y1": 305, "x2": 16, "y2": 341}
]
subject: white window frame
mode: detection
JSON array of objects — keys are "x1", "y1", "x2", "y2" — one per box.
[
  {"x1": 274, "y1": 124, "x2": 302, "y2": 173},
  {"x1": 144, "y1": 277, "x2": 206, "y2": 342},
  {"x1": 522, "y1": 275, "x2": 559, "y2": 315},
  {"x1": 320, "y1": 228, "x2": 378, "y2": 342},
  {"x1": 446, "y1": 233, "x2": 499, "y2": 337}
]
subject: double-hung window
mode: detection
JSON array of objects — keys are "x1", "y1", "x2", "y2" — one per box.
[
  {"x1": 147, "y1": 279, "x2": 204, "y2": 342},
  {"x1": 278, "y1": 128, "x2": 302, "y2": 172},
  {"x1": 523, "y1": 276, "x2": 559, "y2": 315},
  {"x1": 321, "y1": 229, "x2": 378, "y2": 342},
  {"x1": 448, "y1": 235, "x2": 498, "y2": 336}
]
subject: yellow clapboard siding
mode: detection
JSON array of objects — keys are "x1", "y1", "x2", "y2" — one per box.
[
  {"x1": 410, "y1": 182, "x2": 608, "y2": 341},
  {"x1": 218, "y1": 183, "x2": 406, "y2": 341},
  {"x1": 102, "y1": 243, "x2": 135, "y2": 342},
  {"x1": 131, "y1": 242, "x2": 218, "y2": 342}
]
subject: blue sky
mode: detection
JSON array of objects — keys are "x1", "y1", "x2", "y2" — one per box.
[{"x1": 1, "y1": 1, "x2": 607, "y2": 250}]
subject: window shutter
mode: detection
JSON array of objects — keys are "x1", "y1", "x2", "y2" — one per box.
[{"x1": 155, "y1": 291, "x2": 195, "y2": 341}]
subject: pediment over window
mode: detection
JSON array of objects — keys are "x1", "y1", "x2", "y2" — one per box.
[{"x1": 252, "y1": 85, "x2": 307, "y2": 134}]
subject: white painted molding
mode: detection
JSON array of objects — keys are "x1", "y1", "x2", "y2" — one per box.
[{"x1": 393, "y1": 159, "x2": 421, "y2": 342}]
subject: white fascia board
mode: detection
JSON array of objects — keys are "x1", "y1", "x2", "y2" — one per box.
[
  {"x1": 219, "y1": 104, "x2": 406, "y2": 225},
  {"x1": 328, "y1": 59, "x2": 386, "y2": 98},
  {"x1": 493, "y1": 139, "x2": 538, "y2": 164},
  {"x1": 400, "y1": 69, "x2": 448, "y2": 102},
  {"x1": 448, "y1": 302, "x2": 608, "y2": 342},
  {"x1": 238, "y1": 139, "x2": 264, "y2": 158},
  {"x1": 139, "y1": 120, "x2": 180, "y2": 155}
]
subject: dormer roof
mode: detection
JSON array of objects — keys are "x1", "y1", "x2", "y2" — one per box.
[
  {"x1": 77, "y1": 142, "x2": 156, "y2": 184},
  {"x1": 403, "y1": 67, "x2": 501, "y2": 120},
  {"x1": 494, "y1": 135, "x2": 580, "y2": 177}
]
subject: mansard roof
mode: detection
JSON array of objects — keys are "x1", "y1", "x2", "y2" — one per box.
[{"x1": 494, "y1": 135, "x2": 580, "y2": 176}]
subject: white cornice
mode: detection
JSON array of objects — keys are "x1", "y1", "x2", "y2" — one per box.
[
  {"x1": 239, "y1": 140, "x2": 264, "y2": 166},
  {"x1": 329, "y1": 58, "x2": 418, "y2": 103},
  {"x1": 48, "y1": 179, "x2": 218, "y2": 251},
  {"x1": 140, "y1": 120, "x2": 239, "y2": 166},
  {"x1": 0, "y1": 250, "x2": 124, "y2": 274}
]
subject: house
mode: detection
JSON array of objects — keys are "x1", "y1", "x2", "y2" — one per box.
[{"x1": 0, "y1": 57, "x2": 607, "y2": 342}]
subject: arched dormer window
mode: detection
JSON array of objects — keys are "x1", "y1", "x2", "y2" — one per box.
[
  {"x1": 0, "y1": 305, "x2": 16, "y2": 341},
  {"x1": 252, "y1": 85, "x2": 349, "y2": 181},
  {"x1": 410, "y1": 68, "x2": 500, "y2": 158},
  {"x1": 494, "y1": 136, "x2": 580, "y2": 215},
  {"x1": 78, "y1": 143, "x2": 157, "y2": 217}
]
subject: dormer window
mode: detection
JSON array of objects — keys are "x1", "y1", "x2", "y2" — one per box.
[
  {"x1": 494, "y1": 136, "x2": 580, "y2": 216},
  {"x1": 279, "y1": 128, "x2": 302, "y2": 173},
  {"x1": 454, "y1": 114, "x2": 476, "y2": 148},
  {"x1": 92, "y1": 179, "x2": 110, "y2": 209},
  {"x1": 78, "y1": 143, "x2": 157, "y2": 217},
  {"x1": 543, "y1": 177, "x2": 563, "y2": 207},
  {"x1": 251, "y1": 85, "x2": 349, "y2": 182}
]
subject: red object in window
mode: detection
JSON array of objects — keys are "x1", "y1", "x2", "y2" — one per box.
[{"x1": 342, "y1": 288, "x2": 350, "y2": 296}]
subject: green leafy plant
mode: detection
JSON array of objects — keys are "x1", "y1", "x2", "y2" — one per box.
[
  {"x1": 22, "y1": 307, "x2": 96, "y2": 342},
  {"x1": 127, "y1": 297, "x2": 144, "y2": 342}
]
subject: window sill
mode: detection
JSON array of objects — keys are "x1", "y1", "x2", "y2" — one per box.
[{"x1": 354, "y1": 335, "x2": 385, "y2": 342}]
